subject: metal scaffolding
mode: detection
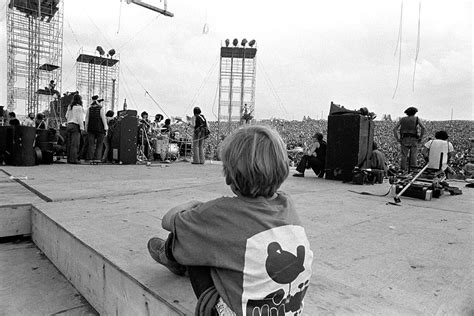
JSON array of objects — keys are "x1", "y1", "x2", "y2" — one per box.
[
  {"x1": 6, "y1": 0, "x2": 64, "y2": 116},
  {"x1": 76, "y1": 49, "x2": 119, "y2": 111},
  {"x1": 217, "y1": 42, "x2": 257, "y2": 136}
]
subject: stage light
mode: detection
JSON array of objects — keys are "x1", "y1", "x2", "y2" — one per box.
[
  {"x1": 225, "y1": 39, "x2": 230, "y2": 47},
  {"x1": 108, "y1": 49, "x2": 116, "y2": 58},
  {"x1": 96, "y1": 46, "x2": 105, "y2": 56},
  {"x1": 233, "y1": 38, "x2": 238, "y2": 46},
  {"x1": 248, "y1": 39, "x2": 256, "y2": 47},
  {"x1": 241, "y1": 38, "x2": 247, "y2": 47}
]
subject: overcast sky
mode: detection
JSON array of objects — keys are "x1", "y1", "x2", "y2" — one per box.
[{"x1": 0, "y1": 0, "x2": 472, "y2": 120}]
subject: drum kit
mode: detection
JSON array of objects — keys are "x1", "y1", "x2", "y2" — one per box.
[{"x1": 137, "y1": 121, "x2": 185, "y2": 162}]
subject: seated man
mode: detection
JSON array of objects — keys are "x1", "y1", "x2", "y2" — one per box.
[
  {"x1": 293, "y1": 132, "x2": 326, "y2": 178},
  {"x1": 369, "y1": 142, "x2": 388, "y2": 182},
  {"x1": 462, "y1": 156, "x2": 474, "y2": 178},
  {"x1": 370, "y1": 142, "x2": 388, "y2": 172},
  {"x1": 422, "y1": 130, "x2": 454, "y2": 171}
]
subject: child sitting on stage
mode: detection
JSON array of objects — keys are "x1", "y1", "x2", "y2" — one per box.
[{"x1": 147, "y1": 125, "x2": 313, "y2": 315}]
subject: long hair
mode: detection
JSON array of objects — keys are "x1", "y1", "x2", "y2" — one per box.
[
  {"x1": 220, "y1": 125, "x2": 289, "y2": 198},
  {"x1": 69, "y1": 94, "x2": 82, "y2": 110}
]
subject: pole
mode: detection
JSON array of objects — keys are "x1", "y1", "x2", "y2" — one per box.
[
  {"x1": 240, "y1": 47, "x2": 246, "y2": 125},
  {"x1": 111, "y1": 79, "x2": 116, "y2": 112}
]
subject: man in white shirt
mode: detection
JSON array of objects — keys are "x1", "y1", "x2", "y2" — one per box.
[
  {"x1": 23, "y1": 113, "x2": 35, "y2": 127},
  {"x1": 422, "y1": 131, "x2": 454, "y2": 171}
]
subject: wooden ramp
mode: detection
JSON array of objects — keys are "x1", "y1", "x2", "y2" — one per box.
[{"x1": 1, "y1": 163, "x2": 472, "y2": 315}]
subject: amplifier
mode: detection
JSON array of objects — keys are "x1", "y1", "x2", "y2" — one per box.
[{"x1": 396, "y1": 184, "x2": 432, "y2": 201}]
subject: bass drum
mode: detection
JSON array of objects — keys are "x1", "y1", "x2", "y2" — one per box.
[{"x1": 168, "y1": 143, "x2": 179, "y2": 161}]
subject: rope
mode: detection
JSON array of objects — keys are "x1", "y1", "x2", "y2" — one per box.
[
  {"x1": 117, "y1": 15, "x2": 160, "y2": 51},
  {"x1": 65, "y1": 20, "x2": 82, "y2": 48},
  {"x1": 183, "y1": 56, "x2": 220, "y2": 117},
  {"x1": 412, "y1": 1, "x2": 422, "y2": 92},
  {"x1": 258, "y1": 59, "x2": 289, "y2": 117},
  {"x1": 145, "y1": 91, "x2": 169, "y2": 118},
  {"x1": 392, "y1": 1, "x2": 403, "y2": 99},
  {"x1": 211, "y1": 79, "x2": 219, "y2": 120}
]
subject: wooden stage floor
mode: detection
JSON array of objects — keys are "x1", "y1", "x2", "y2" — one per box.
[{"x1": 0, "y1": 162, "x2": 472, "y2": 315}]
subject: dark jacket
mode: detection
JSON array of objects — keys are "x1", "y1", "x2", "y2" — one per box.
[{"x1": 87, "y1": 105, "x2": 105, "y2": 134}]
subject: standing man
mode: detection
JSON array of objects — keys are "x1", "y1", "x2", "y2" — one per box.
[
  {"x1": 23, "y1": 113, "x2": 35, "y2": 127},
  {"x1": 393, "y1": 106, "x2": 426, "y2": 172},
  {"x1": 85, "y1": 95, "x2": 108, "y2": 161},
  {"x1": 8, "y1": 112, "x2": 20, "y2": 126},
  {"x1": 293, "y1": 132, "x2": 327, "y2": 178}
]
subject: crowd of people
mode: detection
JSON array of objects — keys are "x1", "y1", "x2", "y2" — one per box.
[
  {"x1": 2, "y1": 100, "x2": 471, "y2": 174},
  {"x1": 196, "y1": 117, "x2": 471, "y2": 174}
]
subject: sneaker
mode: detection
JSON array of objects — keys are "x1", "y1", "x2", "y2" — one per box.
[
  {"x1": 293, "y1": 173, "x2": 304, "y2": 177},
  {"x1": 147, "y1": 237, "x2": 187, "y2": 276}
]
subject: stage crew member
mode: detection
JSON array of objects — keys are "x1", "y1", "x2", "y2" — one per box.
[
  {"x1": 85, "y1": 95, "x2": 108, "y2": 161},
  {"x1": 393, "y1": 106, "x2": 426, "y2": 172},
  {"x1": 65, "y1": 94, "x2": 84, "y2": 164},
  {"x1": 293, "y1": 132, "x2": 327, "y2": 178}
]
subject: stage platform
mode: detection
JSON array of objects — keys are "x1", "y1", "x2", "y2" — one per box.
[{"x1": 0, "y1": 162, "x2": 472, "y2": 315}]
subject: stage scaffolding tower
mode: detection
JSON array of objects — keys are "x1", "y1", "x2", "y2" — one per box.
[
  {"x1": 217, "y1": 39, "x2": 257, "y2": 138},
  {"x1": 76, "y1": 48, "x2": 119, "y2": 111},
  {"x1": 6, "y1": 0, "x2": 64, "y2": 116}
]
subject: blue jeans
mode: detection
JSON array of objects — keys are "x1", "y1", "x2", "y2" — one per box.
[
  {"x1": 192, "y1": 132, "x2": 205, "y2": 163},
  {"x1": 66, "y1": 123, "x2": 81, "y2": 163},
  {"x1": 400, "y1": 137, "x2": 419, "y2": 171},
  {"x1": 87, "y1": 131, "x2": 105, "y2": 160}
]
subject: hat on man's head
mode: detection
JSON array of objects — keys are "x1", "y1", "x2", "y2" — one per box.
[
  {"x1": 404, "y1": 106, "x2": 418, "y2": 115},
  {"x1": 92, "y1": 95, "x2": 104, "y2": 103}
]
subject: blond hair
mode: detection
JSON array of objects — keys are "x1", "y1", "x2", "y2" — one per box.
[{"x1": 220, "y1": 125, "x2": 289, "y2": 198}]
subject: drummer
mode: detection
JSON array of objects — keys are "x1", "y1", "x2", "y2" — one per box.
[
  {"x1": 151, "y1": 114, "x2": 164, "y2": 132},
  {"x1": 162, "y1": 118, "x2": 171, "y2": 134}
]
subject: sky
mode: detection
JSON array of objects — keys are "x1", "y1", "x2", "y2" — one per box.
[{"x1": 0, "y1": 0, "x2": 472, "y2": 121}]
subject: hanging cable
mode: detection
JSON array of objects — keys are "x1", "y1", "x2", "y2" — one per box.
[
  {"x1": 85, "y1": 11, "x2": 114, "y2": 48},
  {"x1": 258, "y1": 59, "x2": 289, "y2": 117},
  {"x1": 183, "y1": 56, "x2": 219, "y2": 116},
  {"x1": 392, "y1": 1, "x2": 403, "y2": 99},
  {"x1": 211, "y1": 78, "x2": 220, "y2": 119},
  {"x1": 412, "y1": 1, "x2": 422, "y2": 92},
  {"x1": 117, "y1": 0, "x2": 123, "y2": 34},
  {"x1": 66, "y1": 20, "x2": 82, "y2": 48},
  {"x1": 118, "y1": 15, "x2": 160, "y2": 51}
]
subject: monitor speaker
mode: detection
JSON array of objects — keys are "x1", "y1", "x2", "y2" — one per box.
[{"x1": 325, "y1": 114, "x2": 374, "y2": 181}]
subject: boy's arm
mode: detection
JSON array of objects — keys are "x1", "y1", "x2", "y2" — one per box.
[{"x1": 162, "y1": 200, "x2": 203, "y2": 231}]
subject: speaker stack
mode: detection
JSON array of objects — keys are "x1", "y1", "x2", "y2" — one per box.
[
  {"x1": 111, "y1": 110, "x2": 138, "y2": 164},
  {"x1": 11, "y1": 126, "x2": 37, "y2": 166},
  {"x1": 36, "y1": 129, "x2": 55, "y2": 164},
  {"x1": 325, "y1": 113, "x2": 374, "y2": 181}
]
